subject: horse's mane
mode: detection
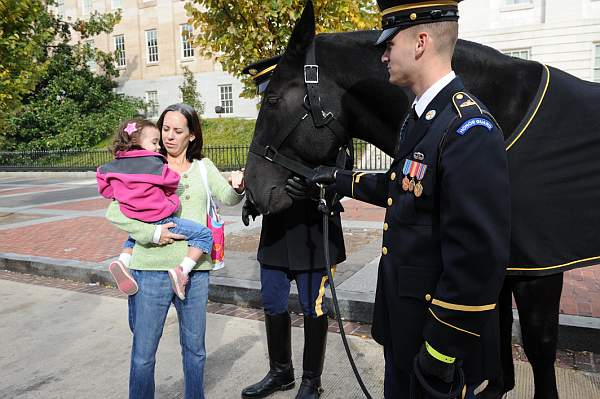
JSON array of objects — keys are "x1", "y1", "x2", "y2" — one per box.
[{"x1": 312, "y1": 30, "x2": 543, "y2": 145}]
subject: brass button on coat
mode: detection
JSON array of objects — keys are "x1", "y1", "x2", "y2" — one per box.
[
  {"x1": 382, "y1": 247, "x2": 388, "y2": 255},
  {"x1": 387, "y1": 198, "x2": 393, "y2": 206},
  {"x1": 183, "y1": 174, "x2": 188, "y2": 178},
  {"x1": 425, "y1": 294, "x2": 432, "y2": 302},
  {"x1": 185, "y1": 195, "x2": 190, "y2": 200},
  {"x1": 184, "y1": 184, "x2": 189, "y2": 189},
  {"x1": 390, "y1": 172, "x2": 396, "y2": 181},
  {"x1": 383, "y1": 223, "x2": 389, "y2": 231}
]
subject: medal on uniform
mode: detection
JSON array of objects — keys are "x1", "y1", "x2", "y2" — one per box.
[
  {"x1": 408, "y1": 160, "x2": 419, "y2": 192},
  {"x1": 402, "y1": 159, "x2": 411, "y2": 191},
  {"x1": 414, "y1": 163, "x2": 427, "y2": 198}
]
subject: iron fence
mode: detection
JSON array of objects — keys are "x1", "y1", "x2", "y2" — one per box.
[{"x1": 0, "y1": 141, "x2": 391, "y2": 172}]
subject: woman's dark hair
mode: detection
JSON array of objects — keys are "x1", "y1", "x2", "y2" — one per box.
[
  {"x1": 157, "y1": 103, "x2": 204, "y2": 161},
  {"x1": 110, "y1": 119, "x2": 157, "y2": 155}
]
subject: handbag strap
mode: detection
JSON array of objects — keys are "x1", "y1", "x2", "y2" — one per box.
[{"x1": 198, "y1": 159, "x2": 212, "y2": 213}]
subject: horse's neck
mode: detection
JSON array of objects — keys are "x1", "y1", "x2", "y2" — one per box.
[{"x1": 318, "y1": 32, "x2": 405, "y2": 156}]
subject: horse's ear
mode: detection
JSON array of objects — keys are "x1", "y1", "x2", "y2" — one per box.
[{"x1": 286, "y1": 0, "x2": 315, "y2": 56}]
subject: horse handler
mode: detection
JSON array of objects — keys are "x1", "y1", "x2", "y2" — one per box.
[
  {"x1": 311, "y1": 1, "x2": 511, "y2": 397},
  {"x1": 239, "y1": 57, "x2": 348, "y2": 399}
]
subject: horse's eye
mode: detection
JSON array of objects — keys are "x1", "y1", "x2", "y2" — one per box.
[{"x1": 266, "y1": 95, "x2": 280, "y2": 105}]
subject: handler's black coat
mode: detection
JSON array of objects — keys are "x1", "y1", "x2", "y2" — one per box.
[
  {"x1": 334, "y1": 77, "x2": 510, "y2": 383},
  {"x1": 257, "y1": 199, "x2": 346, "y2": 271}
]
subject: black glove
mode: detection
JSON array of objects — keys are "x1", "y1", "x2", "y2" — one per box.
[
  {"x1": 412, "y1": 343, "x2": 464, "y2": 398},
  {"x1": 241, "y1": 199, "x2": 260, "y2": 226},
  {"x1": 416, "y1": 344, "x2": 455, "y2": 384},
  {"x1": 285, "y1": 176, "x2": 318, "y2": 200},
  {"x1": 308, "y1": 165, "x2": 339, "y2": 185}
]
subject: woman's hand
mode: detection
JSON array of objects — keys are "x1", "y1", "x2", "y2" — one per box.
[
  {"x1": 229, "y1": 169, "x2": 245, "y2": 193},
  {"x1": 158, "y1": 222, "x2": 186, "y2": 245}
]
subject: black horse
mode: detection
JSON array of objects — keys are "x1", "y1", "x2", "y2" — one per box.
[{"x1": 244, "y1": 3, "x2": 600, "y2": 398}]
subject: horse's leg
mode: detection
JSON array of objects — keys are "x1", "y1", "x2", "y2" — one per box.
[
  {"x1": 513, "y1": 273, "x2": 563, "y2": 399},
  {"x1": 478, "y1": 278, "x2": 515, "y2": 399}
]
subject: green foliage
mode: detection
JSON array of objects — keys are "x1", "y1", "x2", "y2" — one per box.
[
  {"x1": 201, "y1": 117, "x2": 256, "y2": 146},
  {"x1": 0, "y1": 0, "x2": 122, "y2": 125},
  {"x1": 0, "y1": 0, "x2": 135, "y2": 151},
  {"x1": 179, "y1": 66, "x2": 205, "y2": 115},
  {"x1": 3, "y1": 44, "x2": 144, "y2": 151},
  {"x1": 185, "y1": 0, "x2": 378, "y2": 97}
]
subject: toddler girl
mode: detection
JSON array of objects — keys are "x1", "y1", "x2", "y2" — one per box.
[{"x1": 97, "y1": 119, "x2": 213, "y2": 300}]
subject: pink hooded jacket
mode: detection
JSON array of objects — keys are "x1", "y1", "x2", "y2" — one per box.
[{"x1": 96, "y1": 150, "x2": 180, "y2": 222}]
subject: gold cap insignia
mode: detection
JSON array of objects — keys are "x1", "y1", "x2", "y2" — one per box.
[
  {"x1": 410, "y1": 13, "x2": 417, "y2": 21},
  {"x1": 248, "y1": 69, "x2": 258, "y2": 76}
]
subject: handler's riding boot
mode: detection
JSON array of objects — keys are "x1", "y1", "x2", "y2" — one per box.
[
  {"x1": 241, "y1": 312, "x2": 295, "y2": 398},
  {"x1": 295, "y1": 315, "x2": 328, "y2": 399}
]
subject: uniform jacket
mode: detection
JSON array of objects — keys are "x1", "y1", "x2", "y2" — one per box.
[
  {"x1": 258, "y1": 198, "x2": 346, "y2": 271},
  {"x1": 334, "y1": 76, "x2": 510, "y2": 383},
  {"x1": 97, "y1": 150, "x2": 180, "y2": 222}
]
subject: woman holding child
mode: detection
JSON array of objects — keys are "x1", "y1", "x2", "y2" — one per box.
[{"x1": 103, "y1": 103, "x2": 245, "y2": 399}]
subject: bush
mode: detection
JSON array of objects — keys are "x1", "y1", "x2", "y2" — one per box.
[{"x1": 2, "y1": 44, "x2": 144, "y2": 151}]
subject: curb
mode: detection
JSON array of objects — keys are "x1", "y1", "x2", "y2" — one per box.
[{"x1": 2, "y1": 253, "x2": 599, "y2": 353}]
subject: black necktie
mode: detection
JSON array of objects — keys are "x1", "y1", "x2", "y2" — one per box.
[{"x1": 394, "y1": 106, "x2": 418, "y2": 158}]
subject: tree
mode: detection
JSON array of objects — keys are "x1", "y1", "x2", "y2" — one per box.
[
  {"x1": 3, "y1": 44, "x2": 144, "y2": 151},
  {"x1": 185, "y1": 0, "x2": 378, "y2": 96},
  {"x1": 179, "y1": 66, "x2": 205, "y2": 115},
  {"x1": 0, "y1": 0, "x2": 143, "y2": 150},
  {"x1": 0, "y1": 0, "x2": 122, "y2": 129}
]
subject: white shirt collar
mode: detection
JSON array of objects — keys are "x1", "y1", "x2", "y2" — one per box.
[{"x1": 412, "y1": 71, "x2": 456, "y2": 118}]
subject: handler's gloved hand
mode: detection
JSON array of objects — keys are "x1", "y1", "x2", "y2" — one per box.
[
  {"x1": 308, "y1": 166, "x2": 339, "y2": 186},
  {"x1": 241, "y1": 199, "x2": 260, "y2": 226},
  {"x1": 416, "y1": 344, "x2": 455, "y2": 384},
  {"x1": 285, "y1": 176, "x2": 318, "y2": 200},
  {"x1": 412, "y1": 343, "x2": 464, "y2": 398}
]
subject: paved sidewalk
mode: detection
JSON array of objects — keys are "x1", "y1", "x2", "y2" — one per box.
[
  {"x1": 1, "y1": 173, "x2": 599, "y2": 352},
  {"x1": 2, "y1": 272, "x2": 600, "y2": 398}
]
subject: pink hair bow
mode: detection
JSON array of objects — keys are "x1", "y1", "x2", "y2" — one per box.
[{"x1": 124, "y1": 122, "x2": 137, "y2": 135}]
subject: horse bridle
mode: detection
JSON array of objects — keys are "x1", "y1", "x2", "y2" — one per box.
[{"x1": 248, "y1": 38, "x2": 353, "y2": 180}]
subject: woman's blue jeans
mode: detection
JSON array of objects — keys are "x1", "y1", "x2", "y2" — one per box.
[{"x1": 128, "y1": 269, "x2": 209, "y2": 399}]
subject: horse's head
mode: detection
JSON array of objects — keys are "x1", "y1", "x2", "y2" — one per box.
[
  {"x1": 244, "y1": 1, "x2": 347, "y2": 214},
  {"x1": 244, "y1": 2, "x2": 409, "y2": 215}
]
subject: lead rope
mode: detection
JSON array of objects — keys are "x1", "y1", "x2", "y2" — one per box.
[{"x1": 318, "y1": 184, "x2": 373, "y2": 399}]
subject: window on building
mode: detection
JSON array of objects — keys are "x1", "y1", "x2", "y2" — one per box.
[
  {"x1": 56, "y1": 0, "x2": 65, "y2": 19},
  {"x1": 146, "y1": 91, "x2": 159, "y2": 118},
  {"x1": 595, "y1": 44, "x2": 600, "y2": 83},
  {"x1": 111, "y1": 0, "x2": 122, "y2": 9},
  {"x1": 82, "y1": 0, "x2": 93, "y2": 16},
  {"x1": 114, "y1": 35, "x2": 126, "y2": 68},
  {"x1": 503, "y1": 48, "x2": 531, "y2": 60},
  {"x1": 505, "y1": 0, "x2": 532, "y2": 5},
  {"x1": 219, "y1": 85, "x2": 233, "y2": 114},
  {"x1": 85, "y1": 40, "x2": 96, "y2": 70},
  {"x1": 145, "y1": 29, "x2": 159, "y2": 63},
  {"x1": 181, "y1": 24, "x2": 195, "y2": 59}
]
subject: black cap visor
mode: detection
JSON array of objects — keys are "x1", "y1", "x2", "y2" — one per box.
[{"x1": 375, "y1": 26, "x2": 401, "y2": 46}]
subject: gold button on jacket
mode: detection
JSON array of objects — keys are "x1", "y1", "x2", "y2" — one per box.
[
  {"x1": 387, "y1": 197, "x2": 393, "y2": 206},
  {"x1": 382, "y1": 247, "x2": 388, "y2": 255}
]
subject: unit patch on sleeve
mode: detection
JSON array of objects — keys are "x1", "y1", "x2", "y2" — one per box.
[{"x1": 456, "y1": 118, "x2": 494, "y2": 136}]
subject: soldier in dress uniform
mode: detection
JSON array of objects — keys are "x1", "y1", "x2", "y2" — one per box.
[
  {"x1": 310, "y1": 1, "x2": 511, "y2": 398},
  {"x1": 240, "y1": 56, "x2": 349, "y2": 399}
]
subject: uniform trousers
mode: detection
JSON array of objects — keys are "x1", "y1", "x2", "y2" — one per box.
[{"x1": 260, "y1": 264, "x2": 333, "y2": 317}]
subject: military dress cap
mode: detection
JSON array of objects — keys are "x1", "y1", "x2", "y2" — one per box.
[
  {"x1": 242, "y1": 55, "x2": 281, "y2": 94},
  {"x1": 375, "y1": 0, "x2": 463, "y2": 46}
]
